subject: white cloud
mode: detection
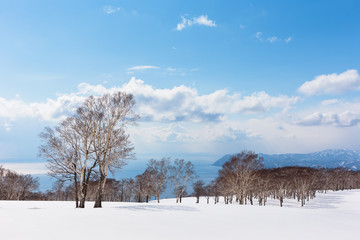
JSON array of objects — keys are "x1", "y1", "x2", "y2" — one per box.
[
  {"x1": 1, "y1": 162, "x2": 47, "y2": 175},
  {"x1": 292, "y1": 99, "x2": 360, "y2": 127},
  {"x1": 127, "y1": 66, "x2": 160, "y2": 71},
  {"x1": 296, "y1": 111, "x2": 360, "y2": 127},
  {"x1": 0, "y1": 94, "x2": 86, "y2": 122},
  {"x1": 239, "y1": 24, "x2": 245, "y2": 29},
  {"x1": 0, "y1": 77, "x2": 298, "y2": 124},
  {"x1": 176, "y1": 15, "x2": 216, "y2": 31},
  {"x1": 242, "y1": 116, "x2": 360, "y2": 154},
  {"x1": 75, "y1": 78, "x2": 299, "y2": 122},
  {"x1": 103, "y1": 6, "x2": 121, "y2": 15},
  {"x1": 298, "y1": 69, "x2": 360, "y2": 96},
  {"x1": 167, "y1": 67, "x2": 177, "y2": 72},
  {"x1": 321, "y1": 99, "x2": 339, "y2": 106}
]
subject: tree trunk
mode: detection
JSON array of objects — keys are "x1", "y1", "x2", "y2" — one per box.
[
  {"x1": 94, "y1": 174, "x2": 106, "y2": 208},
  {"x1": 239, "y1": 195, "x2": 245, "y2": 205},
  {"x1": 79, "y1": 180, "x2": 88, "y2": 208},
  {"x1": 74, "y1": 173, "x2": 79, "y2": 208}
]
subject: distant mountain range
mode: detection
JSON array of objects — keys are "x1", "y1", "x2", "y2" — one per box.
[{"x1": 212, "y1": 149, "x2": 360, "y2": 170}]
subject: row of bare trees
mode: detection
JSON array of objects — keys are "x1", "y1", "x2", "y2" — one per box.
[
  {"x1": 192, "y1": 150, "x2": 360, "y2": 207},
  {"x1": 39, "y1": 92, "x2": 138, "y2": 208},
  {"x1": 0, "y1": 166, "x2": 39, "y2": 200},
  {"x1": 44, "y1": 158, "x2": 196, "y2": 203}
]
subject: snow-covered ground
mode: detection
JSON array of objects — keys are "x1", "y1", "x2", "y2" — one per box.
[{"x1": 1, "y1": 190, "x2": 360, "y2": 240}]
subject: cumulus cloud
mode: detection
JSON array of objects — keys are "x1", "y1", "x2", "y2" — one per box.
[
  {"x1": 0, "y1": 95, "x2": 86, "y2": 122},
  {"x1": 127, "y1": 66, "x2": 160, "y2": 71},
  {"x1": 296, "y1": 111, "x2": 360, "y2": 127},
  {"x1": 292, "y1": 99, "x2": 360, "y2": 127},
  {"x1": 0, "y1": 77, "x2": 298, "y2": 124},
  {"x1": 176, "y1": 15, "x2": 216, "y2": 31},
  {"x1": 298, "y1": 69, "x2": 360, "y2": 96}
]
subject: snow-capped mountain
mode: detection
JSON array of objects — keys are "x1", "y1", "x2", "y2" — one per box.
[{"x1": 212, "y1": 149, "x2": 360, "y2": 170}]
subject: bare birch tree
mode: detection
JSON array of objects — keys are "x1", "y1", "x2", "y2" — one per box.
[
  {"x1": 146, "y1": 158, "x2": 171, "y2": 203},
  {"x1": 218, "y1": 150, "x2": 264, "y2": 205},
  {"x1": 171, "y1": 159, "x2": 196, "y2": 203},
  {"x1": 39, "y1": 92, "x2": 137, "y2": 208},
  {"x1": 91, "y1": 92, "x2": 138, "y2": 208}
]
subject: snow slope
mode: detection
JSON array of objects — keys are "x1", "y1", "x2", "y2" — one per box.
[{"x1": 1, "y1": 190, "x2": 360, "y2": 240}]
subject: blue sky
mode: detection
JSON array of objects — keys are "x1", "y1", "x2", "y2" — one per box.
[{"x1": 0, "y1": 0, "x2": 360, "y2": 173}]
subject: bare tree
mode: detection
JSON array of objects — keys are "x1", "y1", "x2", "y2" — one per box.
[
  {"x1": 146, "y1": 158, "x2": 171, "y2": 203},
  {"x1": 192, "y1": 180, "x2": 205, "y2": 203},
  {"x1": 39, "y1": 92, "x2": 137, "y2": 208},
  {"x1": 171, "y1": 159, "x2": 196, "y2": 203},
  {"x1": 39, "y1": 111, "x2": 97, "y2": 208},
  {"x1": 91, "y1": 92, "x2": 138, "y2": 208},
  {"x1": 218, "y1": 150, "x2": 264, "y2": 205},
  {"x1": 0, "y1": 167, "x2": 39, "y2": 200}
]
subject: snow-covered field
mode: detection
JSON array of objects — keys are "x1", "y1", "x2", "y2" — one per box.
[{"x1": 1, "y1": 190, "x2": 359, "y2": 240}]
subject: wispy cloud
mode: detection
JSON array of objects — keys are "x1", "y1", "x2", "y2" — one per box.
[
  {"x1": 298, "y1": 69, "x2": 360, "y2": 96},
  {"x1": 3, "y1": 122, "x2": 11, "y2": 131},
  {"x1": 176, "y1": 15, "x2": 216, "y2": 31},
  {"x1": 127, "y1": 66, "x2": 160, "y2": 71},
  {"x1": 103, "y1": 6, "x2": 121, "y2": 15},
  {"x1": 256, "y1": 32, "x2": 292, "y2": 44},
  {"x1": 321, "y1": 99, "x2": 339, "y2": 106},
  {"x1": 239, "y1": 24, "x2": 245, "y2": 29},
  {"x1": 285, "y1": 37, "x2": 292, "y2": 43},
  {"x1": 255, "y1": 32, "x2": 263, "y2": 41},
  {"x1": 267, "y1": 36, "x2": 279, "y2": 43}
]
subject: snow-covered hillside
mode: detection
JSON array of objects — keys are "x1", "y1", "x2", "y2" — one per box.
[
  {"x1": 1, "y1": 190, "x2": 359, "y2": 240},
  {"x1": 213, "y1": 149, "x2": 360, "y2": 169}
]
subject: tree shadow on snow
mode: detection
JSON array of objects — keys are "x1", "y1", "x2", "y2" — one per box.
[{"x1": 266, "y1": 193, "x2": 345, "y2": 209}]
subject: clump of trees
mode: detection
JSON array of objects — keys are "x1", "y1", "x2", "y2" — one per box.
[
  {"x1": 192, "y1": 150, "x2": 360, "y2": 207},
  {"x1": 0, "y1": 166, "x2": 39, "y2": 200},
  {"x1": 39, "y1": 92, "x2": 138, "y2": 208},
  {"x1": 43, "y1": 158, "x2": 196, "y2": 203}
]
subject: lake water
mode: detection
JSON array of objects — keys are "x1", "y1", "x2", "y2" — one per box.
[{"x1": 35, "y1": 160, "x2": 221, "y2": 195}]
